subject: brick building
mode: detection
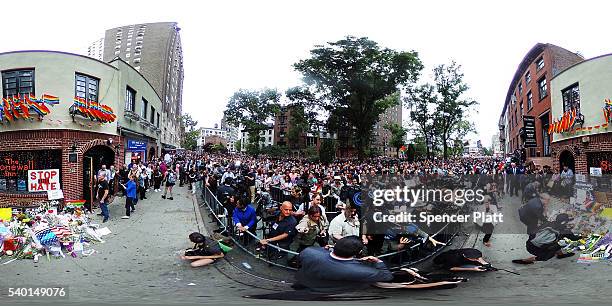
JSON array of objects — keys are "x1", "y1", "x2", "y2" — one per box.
[
  {"x1": 550, "y1": 53, "x2": 612, "y2": 175},
  {"x1": 0, "y1": 51, "x2": 165, "y2": 208},
  {"x1": 498, "y1": 43, "x2": 583, "y2": 167}
]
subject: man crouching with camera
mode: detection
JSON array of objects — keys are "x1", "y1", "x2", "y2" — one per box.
[{"x1": 180, "y1": 232, "x2": 225, "y2": 267}]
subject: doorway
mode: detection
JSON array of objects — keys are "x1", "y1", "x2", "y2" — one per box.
[
  {"x1": 559, "y1": 150, "x2": 575, "y2": 172},
  {"x1": 83, "y1": 145, "x2": 115, "y2": 211}
]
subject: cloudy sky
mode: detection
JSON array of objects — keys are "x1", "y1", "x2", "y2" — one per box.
[{"x1": 2, "y1": 0, "x2": 612, "y2": 147}]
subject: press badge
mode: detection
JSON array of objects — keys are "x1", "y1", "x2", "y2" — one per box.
[{"x1": 272, "y1": 223, "x2": 279, "y2": 230}]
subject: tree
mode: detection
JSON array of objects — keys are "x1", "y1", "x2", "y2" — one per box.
[
  {"x1": 182, "y1": 130, "x2": 199, "y2": 150},
  {"x1": 181, "y1": 113, "x2": 198, "y2": 132},
  {"x1": 406, "y1": 84, "x2": 438, "y2": 159},
  {"x1": 224, "y1": 88, "x2": 280, "y2": 149},
  {"x1": 294, "y1": 36, "x2": 423, "y2": 159},
  {"x1": 482, "y1": 147, "x2": 493, "y2": 156},
  {"x1": 319, "y1": 139, "x2": 336, "y2": 164},
  {"x1": 432, "y1": 61, "x2": 478, "y2": 159},
  {"x1": 450, "y1": 120, "x2": 475, "y2": 157},
  {"x1": 286, "y1": 104, "x2": 309, "y2": 149},
  {"x1": 384, "y1": 122, "x2": 407, "y2": 157},
  {"x1": 234, "y1": 139, "x2": 241, "y2": 152}
]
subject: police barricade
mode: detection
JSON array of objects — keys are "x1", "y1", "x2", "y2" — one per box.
[{"x1": 201, "y1": 186, "x2": 457, "y2": 271}]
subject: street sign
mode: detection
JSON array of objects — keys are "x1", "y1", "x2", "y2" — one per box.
[{"x1": 523, "y1": 116, "x2": 537, "y2": 148}]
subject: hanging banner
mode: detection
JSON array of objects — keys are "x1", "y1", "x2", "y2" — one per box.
[
  {"x1": 0, "y1": 94, "x2": 59, "y2": 123},
  {"x1": 523, "y1": 116, "x2": 537, "y2": 148},
  {"x1": 28, "y1": 169, "x2": 61, "y2": 192}
]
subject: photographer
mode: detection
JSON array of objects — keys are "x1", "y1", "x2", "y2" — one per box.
[
  {"x1": 232, "y1": 198, "x2": 257, "y2": 243},
  {"x1": 180, "y1": 232, "x2": 224, "y2": 268},
  {"x1": 295, "y1": 205, "x2": 329, "y2": 252}
]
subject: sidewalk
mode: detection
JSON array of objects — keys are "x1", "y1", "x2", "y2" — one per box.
[{"x1": 0, "y1": 186, "x2": 261, "y2": 305}]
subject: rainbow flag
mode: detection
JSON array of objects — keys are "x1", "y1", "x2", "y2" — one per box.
[
  {"x1": 42, "y1": 94, "x2": 60, "y2": 105},
  {"x1": 65, "y1": 199, "x2": 86, "y2": 207}
]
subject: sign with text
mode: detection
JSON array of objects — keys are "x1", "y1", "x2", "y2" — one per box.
[
  {"x1": 523, "y1": 116, "x2": 537, "y2": 148},
  {"x1": 28, "y1": 169, "x2": 60, "y2": 192},
  {"x1": 127, "y1": 140, "x2": 147, "y2": 151}
]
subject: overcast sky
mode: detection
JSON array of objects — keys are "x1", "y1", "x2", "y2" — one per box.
[{"x1": 2, "y1": 0, "x2": 612, "y2": 147}]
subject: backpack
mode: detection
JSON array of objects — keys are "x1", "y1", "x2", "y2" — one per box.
[
  {"x1": 167, "y1": 173, "x2": 176, "y2": 184},
  {"x1": 530, "y1": 227, "x2": 560, "y2": 248}
]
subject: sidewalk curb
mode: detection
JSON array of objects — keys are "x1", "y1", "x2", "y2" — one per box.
[{"x1": 191, "y1": 191, "x2": 207, "y2": 235}]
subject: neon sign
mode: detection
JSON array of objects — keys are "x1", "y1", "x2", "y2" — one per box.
[
  {"x1": 0, "y1": 94, "x2": 59, "y2": 123},
  {"x1": 69, "y1": 96, "x2": 117, "y2": 123}
]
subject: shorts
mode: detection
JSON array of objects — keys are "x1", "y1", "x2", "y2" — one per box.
[{"x1": 166, "y1": 182, "x2": 175, "y2": 187}]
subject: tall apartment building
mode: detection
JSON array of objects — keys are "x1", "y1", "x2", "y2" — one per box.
[
  {"x1": 94, "y1": 22, "x2": 184, "y2": 150},
  {"x1": 87, "y1": 38, "x2": 104, "y2": 61},
  {"x1": 372, "y1": 103, "x2": 402, "y2": 156},
  {"x1": 498, "y1": 43, "x2": 583, "y2": 166}
]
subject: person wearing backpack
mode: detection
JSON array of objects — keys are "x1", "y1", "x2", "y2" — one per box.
[
  {"x1": 512, "y1": 214, "x2": 580, "y2": 264},
  {"x1": 180, "y1": 232, "x2": 225, "y2": 267},
  {"x1": 518, "y1": 192, "x2": 551, "y2": 237},
  {"x1": 162, "y1": 169, "x2": 176, "y2": 200}
]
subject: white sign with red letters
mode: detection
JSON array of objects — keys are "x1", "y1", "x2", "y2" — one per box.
[{"x1": 28, "y1": 169, "x2": 60, "y2": 192}]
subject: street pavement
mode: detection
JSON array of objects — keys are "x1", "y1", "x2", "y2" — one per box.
[{"x1": 1, "y1": 186, "x2": 612, "y2": 306}]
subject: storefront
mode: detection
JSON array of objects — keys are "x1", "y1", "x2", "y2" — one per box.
[
  {"x1": 125, "y1": 139, "x2": 148, "y2": 165},
  {"x1": 550, "y1": 54, "x2": 612, "y2": 174}
]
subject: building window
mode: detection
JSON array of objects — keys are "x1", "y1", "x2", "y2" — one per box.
[
  {"x1": 125, "y1": 86, "x2": 136, "y2": 112},
  {"x1": 525, "y1": 71, "x2": 531, "y2": 84},
  {"x1": 75, "y1": 73, "x2": 99, "y2": 102},
  {"x1": 2, "y1": 69, "x2": 34, "y2": 98},
  {"x1": 527, "y1": 91, "x2": 533, "y2": 110},
  {"x1": 518, "y1": 83, "x2": 523, "y2": 95},
  {"x1": 536, "y1": 57, "x2": 545, "y2": 71},
  {"x1": 150, "y1": 106, "x2": 155, "y2": 123},
  {"x1": 562, "y1": 83, "x2": 580, "y2": 113},
  {"x1": 141, "y1": 97, "x2": 148, "y2": 118},
  {"x1": 538, "y1": 76, "x2": 547, "y2": 100}
]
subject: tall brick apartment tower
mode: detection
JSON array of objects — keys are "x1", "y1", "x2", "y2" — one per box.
[
  {"x1": 498, "y1": 43, "x2": 583, "y2": 167},
  {"x1": 100, "y1": 22, "x2": 184, "y2": 150}
]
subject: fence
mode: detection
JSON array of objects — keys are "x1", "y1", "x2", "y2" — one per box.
[{"x1": 200, "y1": 186, "x2": 458, "y2": 270}]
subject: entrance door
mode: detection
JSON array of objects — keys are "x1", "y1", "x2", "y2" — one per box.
[
  {"x1": 559, "y1": 150, "x2": 575, "y2": 172},
  {"x1": 83, "y1": 156, "x2": 94, "y2": 211}
]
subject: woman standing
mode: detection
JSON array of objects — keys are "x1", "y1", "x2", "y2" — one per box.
[
  {"x1": 153, "y1": 166, "x2": 163, "y2": 192},
  {"x1": 295, "y1": 205, "x2": 329, "y2": 252}
]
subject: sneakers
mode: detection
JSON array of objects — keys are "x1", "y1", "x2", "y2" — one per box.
[
  {"x1": 169, "y1": 197, "x2": 174, "y2": 200},
  {"x1": 121, "y1": 216, "x2": 130, "y2": 219},
  {"x1": 102, "y1": 218, "x2": 109, "y2": 223},
  {"x1": 161, "y1": 195, "x2": 166, "y2": 199}
]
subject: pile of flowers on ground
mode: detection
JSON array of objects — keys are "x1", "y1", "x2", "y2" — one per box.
[
  {"x1": 0, "y1": 202, "x2": 106, "y2": 263},
  {"x1": 561, "y1": 233, "x2": 612, "y2": 263}
]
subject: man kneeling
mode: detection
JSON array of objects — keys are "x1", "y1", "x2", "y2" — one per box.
[{"x1": 180, "y1": 232, "x2": 224, "y2": 267}]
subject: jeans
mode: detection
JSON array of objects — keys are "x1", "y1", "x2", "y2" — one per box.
[{"x1": 100, "y1": 201, "x2": 109, "y2": 220}]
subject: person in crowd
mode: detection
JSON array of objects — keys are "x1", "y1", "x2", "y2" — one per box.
[
  {"x1": 294, "y1": 193, "x2": 327, "y2": 222},
  {"x1": 474, "y1": 195, "x2": 498, "y2": 247},
  {"x1": 433, "y1": 248, "x2": 493, "y2": 272},
  {"x1": 180, "y1": 232, "x2": 225, "y2": 267},
  {"x1": 153, "y1": 166, "x2": 163, "y2": 192},
  {"x1": 512, "y1": 213, "x2": 580, "y2": 265},
  {"x1": 328, "y1": 203, "x2": 360, "y2": 242},
  {"x1": 121, "y1": 175, "x2": 137, "y2": 219},
  {"x1": 162, "y1": 169, "x2": 177, "y2": 200},
  {"x1": 294, "y1": 236, "x2": 393, "y2": 293},
  {"x1": 232, "y1": 198, "x2": 257, "y2": 242},
  {"x1": 506, "y1": 162, "x2": 523, "y2": 197},
  {"x1": 518, "y1": 192, "x2": 551, "y2": 237},
  {"x1": 295, "y1": 205, "x2": 329, "y2": 252},
  {"x1": 96, "y1": 173, "x2": 110, "y2": 223},
  {"x1": 259, "y1": 201, "x2": 297, "y2": 259}
]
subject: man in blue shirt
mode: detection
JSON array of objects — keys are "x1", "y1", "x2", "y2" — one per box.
[
  {"x1": 233, "y1": 198, "x2": 257, "y2": 243},
  {"x1": 121, "y1": 175, "x2": 137, "y2": 219}
]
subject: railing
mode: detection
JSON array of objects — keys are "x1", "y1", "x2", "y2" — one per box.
[{"x1": 200, "y1": 186, "x2": 458, "y2": 271}]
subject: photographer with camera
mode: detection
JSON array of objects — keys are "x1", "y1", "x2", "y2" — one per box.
[{"x1": 180, "y1": 232, "x2": 224, "y2": 268}]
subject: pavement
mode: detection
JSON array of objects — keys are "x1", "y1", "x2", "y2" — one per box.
[{"x1": 1, "y1": 186, "x2": 612, "y2": 306}]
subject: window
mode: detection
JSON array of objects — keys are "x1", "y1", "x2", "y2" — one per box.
[
  {"x1": 2, "y1": 69, "x2": 34, "y2": 98},
  {"x1": 527, "y1": 91, "x2": 533, "y2": 110},
  {"x1": 536, "y1": 57, "x2": 545, "y2": 71},
  {"x1": 538, "y1": 77, "x2": 547, "y2": 100},
  {"x1": 141, "y1": 98, "x2": 148, "y2": 118},
  {"x1": 125, "y1": 86, "x2": 136, "y2": 111},
  {"x1": 562, "y1": 83, "x2": 580, "y2": 113},
  {"x1": 75, "y1": 73, "x2": 99, "y2": 102},
  {"x1": 518, "y1": 83, "x2": 523, "y2": 95},
  {"x1": 525, "y1": 71, "x2": 531, "y2": 84},
  {"x1": 150, "y1": 105, "x2": 155, "y2": 123}
]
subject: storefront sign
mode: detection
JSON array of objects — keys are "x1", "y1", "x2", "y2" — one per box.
[
  {"x1": 0, "y1": 94, "x2": 59, "y2": 123},
  {"x1": 0, "y1": 150, "x2": 62, "y2": 194},
  {"x1": 127, "y1": 140, "x2": 147, "y2": 151},
  {"x1": 590, "y1": 167, "x2": 603, "y2": 177},
  {"x1": 587, "y1": 152, "x2": 612, "y2": 175},
  {"x1": 523, "y1": 116, "x2": 537, "y2": 148},
  {"x1": 69, "y1": 96, "x2": 117, "y2": 123},
  {"x1": 28, "y1": 169, "x2": 60, "y2": 192}
]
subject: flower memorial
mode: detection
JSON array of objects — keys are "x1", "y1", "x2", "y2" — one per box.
[{"x1": 0, "y1": 202, "x2": 108, "y2": 263}]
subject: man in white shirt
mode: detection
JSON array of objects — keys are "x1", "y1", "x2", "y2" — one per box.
[{"x1": 328, "y1": 205, "x2": 360, "y2": 242}]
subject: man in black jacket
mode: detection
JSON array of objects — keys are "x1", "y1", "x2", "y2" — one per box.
[{"x1": 518, "y1": 192, "x2": 550, "y2": 237}]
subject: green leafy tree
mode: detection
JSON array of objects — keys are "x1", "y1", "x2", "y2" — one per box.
[
  {"x1": 234, "y1": 139, "x2": 241, "y2": 152},
  {"x1": 294, "y1": 36, "x2": 423, "y2": 159},
  {"x1": 224, "y1": 88, "x2": 280, "y2": 148},
  {"x1": 450, "y1": 120, "x2": 475, "y2": 157},
  {"x1": 182, "y1": 130, "x2": 199, "y2": 150},
  {"x1": 406, "y1": 84, "x2": 438, "y2": 159},
  {"x1": 432, "y1": 61, "x2": 478, "y2": 159},
  {"x1": 384, "y1": 122, "x2": 407, "y2": 157},
  {"x1": 319, "y1": 139, "x2": 336, "y2": 164},
  {"x1": 181, "y1": 113, "x2": 199, "y2": 132}
]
